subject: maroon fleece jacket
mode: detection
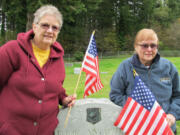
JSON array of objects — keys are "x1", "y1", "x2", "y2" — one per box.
[{"x1": 0, "y1": 30, "x2": 67, "y2": 135}]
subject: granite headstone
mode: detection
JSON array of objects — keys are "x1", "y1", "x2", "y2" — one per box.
[{"x1": 55, "y1": 98, "x2": 124, "y2": 135}]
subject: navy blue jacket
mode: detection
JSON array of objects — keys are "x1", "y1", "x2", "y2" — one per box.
[{"x1": 110, "y1": 53, "x2": 180, "y2": 131}]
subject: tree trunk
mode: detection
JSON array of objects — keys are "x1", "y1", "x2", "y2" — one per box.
[
  {"x1": 26, "y1": 13, "x2": 33, "y2": 31},
  {"x1": 1, "y1": 10, "x2": 5, "y2": 37}
]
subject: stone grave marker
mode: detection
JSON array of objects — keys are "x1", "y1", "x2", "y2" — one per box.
[
  {"x1": 65, "y1": 63, "x2": 73, "y2": 67},
  {"x1": 55, "y1": 98, "x2": 124, "y2": 135},
  {"x1": 74, "y1": 67, "x2": 81, "y2": 74}
]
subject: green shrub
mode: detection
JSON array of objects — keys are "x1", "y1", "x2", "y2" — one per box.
[{"x1": 73, "y1": 51, "x2": 84, "y2": 61}]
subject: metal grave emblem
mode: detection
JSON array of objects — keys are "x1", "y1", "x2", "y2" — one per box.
[{"x1": 87, "y1": 108, "x2": 101, "y2": 124}]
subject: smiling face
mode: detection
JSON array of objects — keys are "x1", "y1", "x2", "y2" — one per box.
[
  {"x1": 32, "y1": 14, "x2": 60, "y2": 50},
  {"x1": 134, "y1": 29, "x2": 158, "y2": 66}
]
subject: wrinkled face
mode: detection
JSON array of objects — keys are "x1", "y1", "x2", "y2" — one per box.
[
  {"x1": 135, "y1": 39, "x2": 158, "y2": 66},
  {"x1": 33, "y1": 14, "x2": 60, "y2": 48}
]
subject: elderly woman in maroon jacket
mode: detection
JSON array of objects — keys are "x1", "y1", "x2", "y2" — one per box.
[{"x1": 0, "y1": 5, "x2": 76, "y2": 135}]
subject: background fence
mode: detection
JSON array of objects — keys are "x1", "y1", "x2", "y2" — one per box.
[{"x1": 64, "y1": 50, "x2": 180, "y2": 62}]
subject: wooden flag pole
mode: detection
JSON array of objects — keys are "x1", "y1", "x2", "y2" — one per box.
[
  {"x1": 64, "y1": 30, "x2": 96, "y2": 128},
  {"x1": 92, "y1": 30, "x2": 95, "y2": 36},
  {"x1": 73, "y1": 69, "x2": 83, "y2": 94},
  {"x1": 64, "y1": 69, "x2": 82, "y2": 128},
  {"x1": 64, "y1": 105, "x2": 72, "y2": 128}
]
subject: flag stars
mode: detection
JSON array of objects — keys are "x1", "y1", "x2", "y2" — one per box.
[
  {"x1": 88, "y1": 37, "x2": 97, "y2": 57},
  {"x1": 131, "y1": 76, "x2": 156, "y2": 111}
]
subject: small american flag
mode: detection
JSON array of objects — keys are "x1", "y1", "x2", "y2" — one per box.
[
  {"x1": 114, "y1": 73, "x2": 173, "y2": 135},
  {"x1": 81, "y1": 31, "x2": 103, "y2": 98}
]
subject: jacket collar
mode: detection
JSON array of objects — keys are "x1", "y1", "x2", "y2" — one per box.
[
  {"x1": 50, "y1": 42, "x2": 64, "y2": 58},
  {"x1": 17, "y1": 29, "x2": 64, "y2": 58},
  {"x1": 131, "y1": 53, "x2": 160, "y2": 67}
]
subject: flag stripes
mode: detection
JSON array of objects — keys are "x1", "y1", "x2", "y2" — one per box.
[
  {"x1": 133, "y1": 110, "x2": 150, "y2": 134},
  {"x1": 82, "y1": 32, "x2": 103, "y2": 97},
  {"x1": 125, "y1": 104, "x2": 143, "y2": 134},
  {"x1": 129, "y1": 107, "x2": 146, "y2": 135},
  {"x1": 115, "y1": 98, "x2": 173, "y2": 135},
  {"x1": 82, "y1": 56, "x2": 97, "y2": 76}
]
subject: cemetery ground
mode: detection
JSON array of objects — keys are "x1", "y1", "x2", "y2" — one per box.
[{"x1": 63, "y1": 56, "x2": 180, "y2": 133}]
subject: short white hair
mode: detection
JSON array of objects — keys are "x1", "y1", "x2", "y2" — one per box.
[{"x1": 33, "y1": 5, "x2": 63, "y2": 29}]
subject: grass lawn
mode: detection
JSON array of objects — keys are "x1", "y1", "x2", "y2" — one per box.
[{"x1": 63, "y1": 56, "x2": 180, "y2": 133}]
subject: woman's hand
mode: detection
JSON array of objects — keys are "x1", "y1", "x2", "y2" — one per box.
[
  {"x1": 62, "y1": 94, "x2": 77, "y2": 107},
  {"x1": 166, "y1": 114, "x2": 176, "y2": 127}
]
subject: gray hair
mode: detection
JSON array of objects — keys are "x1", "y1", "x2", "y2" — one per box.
[{"x1": 33, "y1": 5, "x2": 63, "y2": 29}]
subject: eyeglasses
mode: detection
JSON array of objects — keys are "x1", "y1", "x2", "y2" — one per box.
[
  {"x1": 138, "y1": 43, "x2": 158, "y2": 50},
  {"x1": 39, "y1": 23, "x2": 60, "y2": 32}
]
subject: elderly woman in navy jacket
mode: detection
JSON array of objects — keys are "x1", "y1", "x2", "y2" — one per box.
[
  {"x1": 110, "y1": 28, "x2": 180, "y2": 134},
  {"x1": 0, "y1": 5, "x2": 76, "y2": 135}
]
